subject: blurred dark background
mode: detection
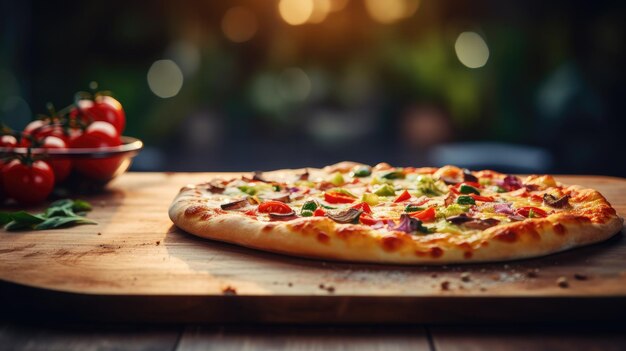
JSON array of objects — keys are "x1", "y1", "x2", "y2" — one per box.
[{"x1": 1, "y1": 0, "x2": 625, "y2": 175}]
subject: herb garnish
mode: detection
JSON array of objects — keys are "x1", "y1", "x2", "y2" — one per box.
[{"x1": 0, "y1": 199, "x2": 97, "y2": 231}]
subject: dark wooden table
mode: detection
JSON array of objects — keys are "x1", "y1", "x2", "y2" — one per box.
[{"x1": 2, "y1": 322, "x2": 626, "y2": 350}]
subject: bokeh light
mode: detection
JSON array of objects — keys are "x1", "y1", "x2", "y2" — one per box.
[
  {"x1": 308, "y1": 0, "x2": 331, "y2": 24},
  {"x1": 166, "y1": 41, "x2": 200, "y2": 76},
  {"x1": 454, "y1": 32, "x2": 490, "y2": 68},
  {"x1": 278, "y1": 0, "x2": 314, "y2": 26},
  {"x1": 1, "y1": 96, "x2": 31, "y2": 128},
  {"x1": 278, "y1": 67, "x2": 312, "y2": 102},
  {"x1": 251, "y1": 73, "x2": 282, "y2": 114},
  {"x1": 364, "y1": 0, "x2": 419, "y2": 24},
  {"x1": 147, "y1": 60, "x2": 184, "y2": 98},
  {"x1": 328, "y1": 0, "x2": 349, "y2": 12},
  {"x1": 222, "y1": 6, "x2": 258, "y2": 43}
]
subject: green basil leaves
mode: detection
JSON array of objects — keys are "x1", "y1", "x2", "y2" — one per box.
[{"x1": 0, "y1": 199, "x2": 96, "y2": 231}]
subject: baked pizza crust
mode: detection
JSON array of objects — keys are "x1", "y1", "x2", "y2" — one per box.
[{"x1": 168, "y1": 167, "x2": 623, "y2": 264}]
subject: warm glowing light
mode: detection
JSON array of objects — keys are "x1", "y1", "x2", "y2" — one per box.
[
  {"x1": 147, "y1": 60, "x2": 184, "y2": 98},
  {"x1": 222, "y1": 6, "x2": 258, "y2": 43},
  {"x1": 364, "y1": 0, "x2": 419, "y2": 24},
  {"x1": 278, "y1": 67, "x2": 311, "y2": 102},
  {"x1": 328, "y1": 0, "x2": 349, "y2": 12},
  {"x1": 454, "y1": 32, "x2": 490, "y2": 68},
  {"x1": 404, "y1": 0, "x2": 420, "y2": 18},
  {"x1": 278, "y1": 0, "x2": 314, "y2": 26},
  {"x1": 308, "y1": 0, "x2": 331, "y2": 23}
]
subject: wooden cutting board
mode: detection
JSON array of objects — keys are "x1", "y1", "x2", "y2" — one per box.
[{"x1": 1, "y1": 173, "x2": 625, "y2": 323}]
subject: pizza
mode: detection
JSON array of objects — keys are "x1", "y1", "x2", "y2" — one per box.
[{"x1": 168, "y1": 161, "x2": 623, "y2": 264}]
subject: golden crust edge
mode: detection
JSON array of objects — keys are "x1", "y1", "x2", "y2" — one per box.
[{"x1": 168, "y1": 185, "x2": 624, "y2": 264}]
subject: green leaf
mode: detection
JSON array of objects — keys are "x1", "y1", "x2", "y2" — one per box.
[
  {"x1": 1, "y1": 199, "x2": 97, "y2": 232},
  {"x1": 405, "y1": 205, "x2": 425, "y2": 213},
  {"x1": 352, "y1": 166, "x2": 372, "y2": 177},
  {"x1": 48, "y1": 199, "x2": 74, "y2": 208},
  {"x1": 10, "y1": 211, "x2": 45, "y2": 224},
  {"x1": 44, "y1": 199, "x2": 93, "y2": 218},
  {"x1": 45, "y1": 206, "x2": 75, "y2": 218},
  {"x1": 33, "y1": 216, "x2": 97, "y2": 230},
  {"x1": 301, "y1": 200, "x2": 318, "y2": 212},
  {"x1": 238, "y1": 185, "x2": 257, "y2": 195},
  {"x1": 381, "y1": 170, "x2": 405, "y2": 180},
  {"x1": 456, "y1": 195, "x2": 476, "y2": 205},
  {"x1": 4, "y1": 221, "x2": 34, "y2": 231},
  {"x1": 72, "y1": 200, "x2": 93, "y2": 212},
  {"x1": 459, "y1": 184, "x2": 480, "y2": 195},
  {"x1": 374, "y1": 184, "x2": 396, "y2": 196},
  {"x1": 0, "y1": 212, "x2": 13, "y2": 225}
]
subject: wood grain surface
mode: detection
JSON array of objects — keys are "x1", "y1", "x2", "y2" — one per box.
[
  {"x1": 0, "y1": 173, "x2": 625, "y2": 323},
  {"x1": 2, "y1": 323, "x2": 626, "y2": 351}
]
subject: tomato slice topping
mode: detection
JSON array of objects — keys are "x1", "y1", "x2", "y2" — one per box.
[
  {"x1": 351, "y1": 202, "x2": 372, "y2": 214},
  {"x1": 469, "y1": 194, "x2": 495, "y2": 202},
  {"x1": 324, "y1": 191, "x2": 356, "y2": 204},
  {"x1": 515, "y1": 206, "x2": 548, "y2": 218},
  {"x1": 359, "y1": 214, "x2": 392, "y2": 226},
  {"x1": 313, "y1": 208, "x2": 326, "y2": 217},
  {"x1": 409, "y1": 207, "x2": 436, "y2": 222},
  {"x1": 393, "y1": 190, "x2": 411, "y2": 203},
  {"x1": 258, "y1": 201, "x2": 293, "y2": 214}
]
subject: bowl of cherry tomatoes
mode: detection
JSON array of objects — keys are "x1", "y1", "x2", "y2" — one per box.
[{"x1": 0, "y1": 90, "x2": 143, "y2": 205}]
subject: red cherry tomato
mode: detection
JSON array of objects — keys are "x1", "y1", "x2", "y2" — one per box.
[
  {"x1": 70, "y1": 95, "x2": 126, "y2": 133},
  {"x1": 22, "y1": 120, "x2": 67, "y2": 144},
  {"x1": 1, "y1": 135, "x2": 17, "y2": 147},
  {"x1": 41, "y1": 136, "x2": 72, "y2": 183},
  {"x1": 409, "y1": 207, "x2": 436, "y2": 222},
  {"x1": 324, "y1": 191, "x2": 356, "y2": 204},
  {"x1": 0, "y1": 134, "x2": 14, "y2": 200},
  {"x1": 70, "y1": 121, "x2": 123, "y2": 180},
  {"x1": 257, "y1": 200, "x2": 293, "y2": 214},
  {"x1": 0, "y1": 159, "x2": 7, "y2": 201},
  {"x1": 2, "y1": 159, "x2": 55, "y2": 205}
]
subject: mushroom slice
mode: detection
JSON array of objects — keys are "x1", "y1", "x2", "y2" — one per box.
[
  {"x1": 446, "y1": 214, "x2": 473, "y2": 225},
  {"x1": 220, "y1": 198, "x2": 252, "y2": 210},
  {"x1": 298, "y1": 169, "x2": 310, "y2": 181},
  {"x1": 463, "y1": 218, "x2": 500, "y2": 230},
  {"x1": 206, "y1": 180, "x2": 225, "y2": 193},
  {"x1": 252, "y1": 171, "x2": 270, "y2": 183},
  {"x1": 440, "y1": 176, "x2": 460, "y2": 185},
  {"x1": 269, "y1": 211, "x2": 296, "y2": 219},
  {"x1": 543, "y1": 194, "x2": 571, "y2": 208}
]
